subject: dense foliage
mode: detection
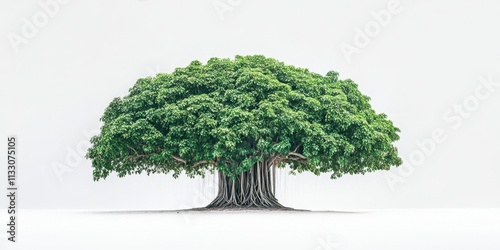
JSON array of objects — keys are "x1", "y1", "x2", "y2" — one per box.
[{"x1": 86, "y1": 55, "x2": 402, "y2": 182}]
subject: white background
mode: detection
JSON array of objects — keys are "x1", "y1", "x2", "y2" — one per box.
[{"x1": 1, "y1": 0, "x2": 500, "y2": 211}]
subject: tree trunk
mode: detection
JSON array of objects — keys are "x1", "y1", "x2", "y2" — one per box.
[{"x1": 206, "y1": 161, "x2": 283, "y2": 208}]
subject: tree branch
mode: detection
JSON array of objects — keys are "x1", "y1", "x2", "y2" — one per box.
[
  {"x1": 172, "y1": 155, "x2": 187, "y2": 164},
  {"x1": 191, "y1": 160, "x2": 218, "y2": 168},
  {"x1": 126, "y1": 145, "x2": 139, "y2": 155},
  {"x1": 192, "y1": 160, "x2": 208, "y2": 168},
  {"x1": 286, "y1": 152, "x2": 307, "y2": 159},
  {"x1": 267, "y1": 154, "x2": 280, "y2": 167}
]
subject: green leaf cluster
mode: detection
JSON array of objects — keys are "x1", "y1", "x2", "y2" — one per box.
[{"x1": 86, "y1": 55, "x2": 402, "y2": 180}]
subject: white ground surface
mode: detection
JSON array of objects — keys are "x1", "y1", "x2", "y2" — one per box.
[{"x1": 1, "y1": 209, "x2": 499, "y2": 250}]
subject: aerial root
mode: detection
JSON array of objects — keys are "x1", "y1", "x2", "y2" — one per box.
[{"x1": 206, "y1": 162, "x2": 283, "y2": 208}]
